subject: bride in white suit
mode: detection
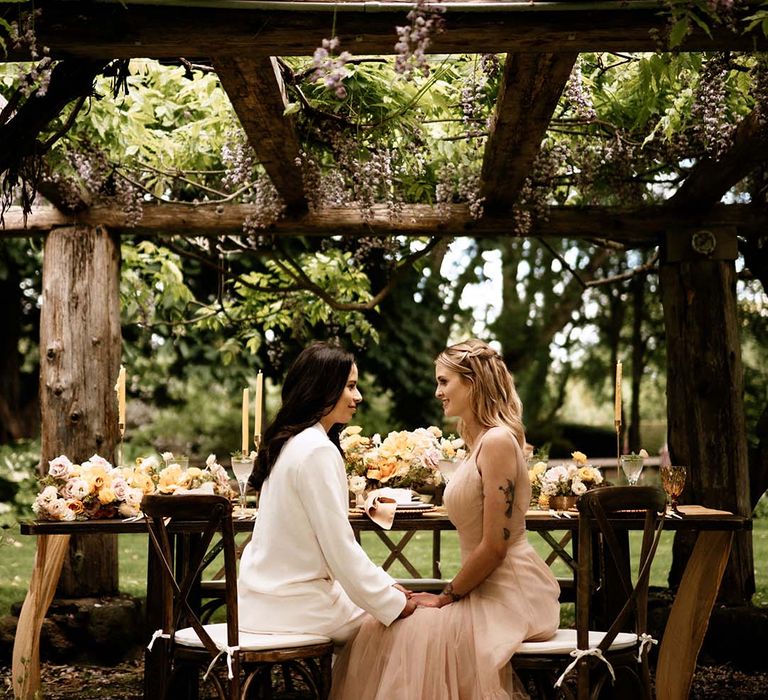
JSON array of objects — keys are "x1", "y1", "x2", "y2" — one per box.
[{"x1": 238, "y1": 342, "x2": 416, "y2": 643}]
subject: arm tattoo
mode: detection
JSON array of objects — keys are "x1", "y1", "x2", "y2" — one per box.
[{"x1": 499, "y1": 479, "x2": 515, "y2": 518}]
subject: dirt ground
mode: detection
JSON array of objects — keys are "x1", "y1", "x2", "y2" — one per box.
[{"x1": 2, "y1": 661, "x2": 768, "y2": 699}]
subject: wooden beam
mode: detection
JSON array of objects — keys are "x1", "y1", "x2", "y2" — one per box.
[
  {"x1": 5, "y1": 2, "x2": 767, "y2": 62},
  {"x1": 669, "y1": 109, "x2": 768, "y2": 210},
  {"x1": 213, "y1": 56, "x2": 307, "y2": 214},
  {"x1": 481, "y1": 52, "x2": 577, "y2": 211},
  {"x1": 3, "y1": 202, "x2": 765, "y2": 242}
]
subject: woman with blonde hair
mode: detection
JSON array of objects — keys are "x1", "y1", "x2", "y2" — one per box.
[{"x1": 331, "y1": 338, "x2": 560, "y2": 699}]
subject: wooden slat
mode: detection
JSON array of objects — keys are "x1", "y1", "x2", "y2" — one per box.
[
  {"x1": 656, "y1": 531, "x2": 733, "y2": 700},
  {"x1": 214, "y1": 56, "x2": 307, "y2": 213},
  {"x1": 3, "y1": 202, "x2": 767, "y2": 241},
  {"x1": 4, "y1": 2, "x2": 767, "y2": 62},
  {"x1": 668, "y1": 109, "x2": 768, "y2": 211},
  {"x1": 481, "y1": 52, "x2": 577, "y2": 211}
]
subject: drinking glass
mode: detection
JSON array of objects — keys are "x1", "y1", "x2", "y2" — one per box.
[
  {"x1": 660, "y1": 465, "x2": 687, "y2": 514},
  {"x1": 438, "y1": 459, "x2": 460, "y2": 484},
  {"x1": 620, "y1": 455, "x2": 644, "y2": 486},
  {"x1": 231, "y1": 456, "x2": 255, "y2": 512}
]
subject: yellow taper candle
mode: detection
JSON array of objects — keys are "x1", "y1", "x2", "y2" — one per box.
[
  {"x1": 614, "y1": 361, "x2": 622, "y2": 423},
  {"x1": 116, "y1": 365, "x2": 126, "y2": 433},
  {"x1": 254, "y1": 371, "x2": 263, "y2": 441},
  {"x1": 242, "y1": 387, "x2": 250, "y2": 454}
]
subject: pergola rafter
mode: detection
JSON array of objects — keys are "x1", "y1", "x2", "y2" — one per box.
[
  {"x1": 213, "y1": 55, "x2": 308, "y2": 214},
  {"x1": 480, "y1": 52, "x2": 577, "y2": 211},
  {"x1": 668, "y1": 108, "x2": 768, "y2": 210}
]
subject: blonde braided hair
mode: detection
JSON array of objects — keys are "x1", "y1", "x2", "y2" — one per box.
[{"x1": 436, "y1": 338, "x2": 525, "y2": 450}]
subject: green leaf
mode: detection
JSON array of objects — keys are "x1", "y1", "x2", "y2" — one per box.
[{"x1": 669, "y1": 18, "x2": 690, "y2": 48}]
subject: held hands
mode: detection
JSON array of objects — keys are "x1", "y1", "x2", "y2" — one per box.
[
  {"x1": 393, "y1": 584, "x2": 457, "y2": 617},
  {"x1": 398, "y1": 596, "x2": 418, "y2": 618},
  {"x1": 410, "y1": 592, "x2": 446, "y2": 608}
]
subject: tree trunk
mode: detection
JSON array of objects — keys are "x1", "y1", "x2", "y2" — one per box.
[
  {"x1": 660, "y1": 257, "x2": 754, "y2": 604},
  {"x1": 39, "y1": 225, "x2": 122, "y2": 596}
]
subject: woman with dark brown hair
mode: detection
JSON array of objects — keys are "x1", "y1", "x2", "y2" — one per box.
[{"x1": 238, "y1": 342, "x2": 415, "y2": 643}]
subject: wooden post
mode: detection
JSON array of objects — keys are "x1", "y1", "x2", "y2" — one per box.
[
  {"x1": 40, "y1": 225, "x2": 121, "y2": 596},
  {"x1": 659, "y1": 227, "x2": 754, "y2": 604}
]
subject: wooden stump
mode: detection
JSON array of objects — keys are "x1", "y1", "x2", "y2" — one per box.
[
  {"x1": 40, "y1": 225, "x2": 122, "y2": 596},
  {"x1": 660, "y1": 253, "x2": 754, "y2": 605}
]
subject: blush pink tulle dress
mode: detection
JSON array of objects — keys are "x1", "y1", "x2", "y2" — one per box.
[{"x1": 330, "y1": 435, "x2": 561, "y2": 700}]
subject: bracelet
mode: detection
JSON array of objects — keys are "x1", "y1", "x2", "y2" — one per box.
[{"x1": 441, "y1": 582, "x2": 464, "y2": 602}]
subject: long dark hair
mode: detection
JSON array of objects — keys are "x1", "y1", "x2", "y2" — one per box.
[{"x1": 249, "y1": 342, "x2": 355, "y2": 491}]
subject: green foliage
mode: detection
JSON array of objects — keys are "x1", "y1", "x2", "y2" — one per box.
[
  {"x1": 0, "y1": 440, "x2": 39, "y2": 527},
  {"x1": 754, "y1": 492, "x2": 768, "y2": 519}
]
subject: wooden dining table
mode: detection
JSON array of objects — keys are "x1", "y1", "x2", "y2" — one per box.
[{"x1": 19, "y1": 504, "x2": 750, "y2": 700}]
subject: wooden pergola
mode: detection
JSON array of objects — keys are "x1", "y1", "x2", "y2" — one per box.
[{"x1": 1, "y1": 0, "x2": 764, "y2": 609}]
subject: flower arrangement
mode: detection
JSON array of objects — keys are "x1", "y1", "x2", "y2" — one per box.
[
  {"x1": 33, "y1": 452, "x2": 234, "y2": 521},
  {"x1": 341, "y1": 425, "x2": 465, "y2": 491},
  {"x1": 530, "y1": 451, "x2": 604, "y2": 505}
]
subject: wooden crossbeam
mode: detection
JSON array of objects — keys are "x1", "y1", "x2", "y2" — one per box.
[
  {"x1": 481, "y1": 52, "x2": 577, "y2": 212},
  {"x1": 3, "y1": 202, "x2": 765, "y2": 242},
  {"x1": 4, "y1": 2, "x2": 766, "y2": 63},
  {"x1": 213, "y1": 56, "x2": 307, "y2": 214},
  {"x1": 668, "y1": 109, "x2": 768, "y2": 211}
]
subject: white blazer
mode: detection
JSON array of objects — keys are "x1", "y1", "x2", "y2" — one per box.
[{"x1": 238, "y1": 423, "x2": 405, "y2": 642}]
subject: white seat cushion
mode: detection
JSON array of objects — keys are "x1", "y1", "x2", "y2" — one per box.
[
  {"x1": 175, "y1": 622, "x2": 331, "y2": 651},
  {"x1": 516, "y1": 628, "x2": 637, "y2": 654}
]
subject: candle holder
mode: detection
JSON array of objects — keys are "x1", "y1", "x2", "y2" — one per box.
[{"x1": 116, "y1": 423, "x2": 126, "y2": 467}]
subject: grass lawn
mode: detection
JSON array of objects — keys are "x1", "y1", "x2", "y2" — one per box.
[{"x1": 3, "y1": 519, "x2": 767, "y2": 616}]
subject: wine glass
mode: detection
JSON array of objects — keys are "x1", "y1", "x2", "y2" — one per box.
[
  {"x1": 438, "y1": 459, "x2": 459, "y2": 484},
  {"x1": 620, "y1": 454, "x2": 644, "y2": 486},
  {"x1": 660, "y1": 465, "x2": 687, "y2": 515},
  {"x1": 231, "y1": 455, "x2": 255, "y2": 513}
]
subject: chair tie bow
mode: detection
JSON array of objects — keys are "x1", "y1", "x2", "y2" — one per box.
[
  {"x1": 204, "y1": 644, "x2": 240, "y2": 681},
  {"x1": 637, "y1": 633, "x2": 658, "y2": 662},
  {"x1": 146, "y1": 629, "x2": 171, "y2": 651},
  {"x1": 554, "y1": 647, "x2": 616, "y2": 688}
]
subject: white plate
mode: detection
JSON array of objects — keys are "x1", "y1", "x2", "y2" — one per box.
[{"x1": 395, "y1": 502, "x2": 433, "y2": 510}]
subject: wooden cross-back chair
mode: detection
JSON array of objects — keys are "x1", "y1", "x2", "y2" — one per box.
[
  {"x1": 142, "y1": 494, "x2": 334, "y2": 699},
  {"x1": 513, "y1": 485, "x2": 667, "y2": 700}
]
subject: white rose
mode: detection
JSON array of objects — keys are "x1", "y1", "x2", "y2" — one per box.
[
  {"x1": 572, "y1": 478, "x2": 587, "y2": 496},
  {"x1": 111, "y1": 476, "x2": 129, "y2": 501},
  {"x1": 39, "y1": 485, "x2": 60, "y2": 505},
  {"x1": 87, "y1": 454, "x2": 112, "y2": 470},
  {"x1": 119, "y1": 501, "x2": 140, "y2": 518},
  {"x1": 48, "y1": 456, "x2": 74, "y2": 479},
  {"x1": 49, "y1": 498, "x2": 72, "y2": 521},
  {"x1": 138, "y1": 455, "x2": 160, "y2": 471},
  {"x1": 61, "y1": 478, "x2": 90, "y2": 501},
  {"x1": 124, "y1": 487, "x2": 143, "y2": 507},
  {"x1": 161, "y1": 451, "x2": 174, "y2": 463},
  {"x1": 206, "y1": 454, "x2": 217, "y2": 468}
]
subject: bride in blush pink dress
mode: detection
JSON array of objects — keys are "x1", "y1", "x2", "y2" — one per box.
[{"x1": 330, "y1": 339, "x2": 561, "y2": 700}]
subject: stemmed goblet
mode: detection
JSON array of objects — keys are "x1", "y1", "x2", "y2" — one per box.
[
  {"x1": 231, "y1": 454, "x2": 255, "y2": 514},
  {"x1": 437, "y1": 459, "x2": 459, "y2": 485},
  {"x1": 660, "y1": 465, "x2": 687, "y2": 516},
  {"x1": 620, "y1": 454, "x2": 644, "y2": 486}
]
